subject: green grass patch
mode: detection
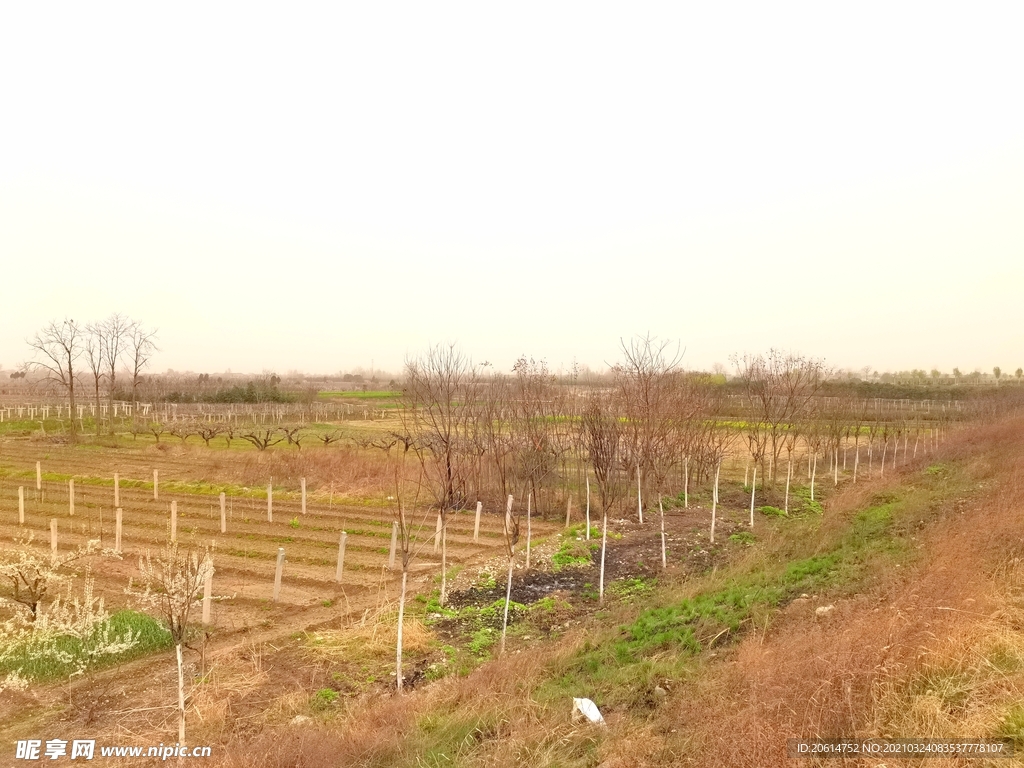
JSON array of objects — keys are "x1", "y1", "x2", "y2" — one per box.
[{"x1": 0, "y1": 610, "x2": 172, "y2": 682}]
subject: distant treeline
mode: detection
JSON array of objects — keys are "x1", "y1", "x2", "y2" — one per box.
[{"x1": 163, "y1": 381, "x2": 296, "y2": 404}]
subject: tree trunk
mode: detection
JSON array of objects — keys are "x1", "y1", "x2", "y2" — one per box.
[
  {"x1": 525, "y1": 493, "x2": 532, "y2": 570},
  {"x1": 176, "y1": 643, "x2": 186, "y2": 743},
  {"x1": 749, "y1": 466, "x2": 756, "y2": 527},
  {"x1": 784, "y1": 458, "x2": 792, "y2": 514},
  {"x1": 636, "y1": 464, "x2": 643, "y2": 524},
  {"x1": 659, "y1": 495, "x2": 666, "y2": 569},
  {"x1": 585, "y1": 475, "x2": 591, "y2": 540},
  {"x1": 684, "y1": 457, "x2": 689, "y2": 508},
  {"x1": 396, "y1": 568, "x2": 408, "y2": 691},
  {"x1": 711, "y1": 462, "x2": 720, "y2": 543},
  {"x1": 500, "y1": 556, "x2": 514, "y2": 654},
  {"x1": 599, "y1": 509, "x2": 608, "y2": 603},
  {"x1": 440, "y1": 515, "x2": 447, "y2": 606}
]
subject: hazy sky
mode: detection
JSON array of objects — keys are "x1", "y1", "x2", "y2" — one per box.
[{"x1": 2, "y1": 3, "x2": 1022, "y2": 377}]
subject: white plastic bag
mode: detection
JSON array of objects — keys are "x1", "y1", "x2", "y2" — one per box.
[{"x1": 572, "y1": 697, "x2": 606, "y2": 725}]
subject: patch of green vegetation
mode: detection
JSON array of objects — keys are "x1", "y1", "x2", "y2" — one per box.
[
  {"x1": 413, "y1": 712, "x2": 507, "y2": 766},
  {"x1": 310, "y1": 687, "x2": 339, "y2": 711},
  {"x1": 791, "y1": 485, "x2": 824, "y2": 514},
  {"x1": 288, "y1": 516, "x2": 301, "y2": 529},
  {"x1": 758, "y1": 505, "x2": 787, "y2": 517},
  {"x1": 999, "y1": 704, "x2": 1024, "y2": 749},
  {"x1": 909, "y1": 667, "x2": 973, "y2": 714},
  {"x1": 729, "y1": 531, "x2": 756, "y2": 545},
  {"x1": 925, "y1": 463, "x2": 948, "y2": 476},
  {"x1": 0, "y1": 610, "x2": 172, "y2": 682},
  {"x1": 468, "y1": 627, "x2": 497, "y2": 657},
  {"x1": 475, "y1": 570, "x2": 497, "y2": 591},
  {"x1": 608, "y1": 577, "x2": 656, "y2": 603},
  {"x1": 552, "y1": 536, "x2": 598, "y2": 571}
]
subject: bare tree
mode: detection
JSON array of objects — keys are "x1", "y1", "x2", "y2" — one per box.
[
  {"x1": 315, "y1": 429, "x2": 345, "y2": 446},
  {"x1": 581, "y1": 395, "x2": 624, "y2": 603},
  {"x1": 27, "y1": 319, "x2": 83, "y2": 439},
  {"x1": 127, "y1": 541, "x2": 213, "y2": 744},
  {"x1": 239, "y1": 428, "x2": 284, "y2": 451},
  {"x1": 0, "y1": 535, "x2": 101, "y2": 620},
  {"x1": 100, "y1": 313, "x2": 132, "y2": 432},
  {"x1": 402, "y1": 343, "x2": 478, "y2": 512},
  {"x1": 402, "y1": 344, "x2": 478, "y2": 606},
  {"x1": 83, "y1": 326, "x2": 106, "y2": 435},
  {"x1": 614, "y1": 335, "x2": 684, "y2": 522},
  {"x1": 732, "y1": 350, "x2": 827, "y2": 487},
  {"x1": 281, "y1": 425, "x2": 306, "y2": 450},
  {"x1": 126, "y1": 321, "x2": 158, "y2": 415},
  {"x1": 196, "y1": 423, "x2": 226, "y2": 447}
]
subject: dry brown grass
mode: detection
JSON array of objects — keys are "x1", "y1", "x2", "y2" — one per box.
[
  {"x1": 612, "y1": 417, "x2": 1024, "y2": 768},
  {"x1": 305, "y1": 608, "x2": 434, "y2": 663}
]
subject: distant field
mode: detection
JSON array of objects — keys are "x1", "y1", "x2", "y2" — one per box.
[{"x1": 317, "y1": 390, "x2": 401, "y2": 400}]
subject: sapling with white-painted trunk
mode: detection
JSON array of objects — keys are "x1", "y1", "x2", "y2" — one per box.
[
  {"x1": 636, "y1": 464, "x2": 643, "y2": 524},
  {"x1": 219, "y1": 492, "x2": 226, "y2": 534},
  {"x1": 394, "y1": 504, "x2": 413, "y2": 691},
  {"x1": 565, "y1": 494, "x2": 572, "y2": 528},
  {"x1": 113, "y1": 473, "x2": 119, "y2": 508},
  {"x1": 710, "y1": 461, "x2": 720, "y2": 544},
  {"x1": 19, "y1": 486, "x2": 24, "y2": 525},
  {"x1": 50, "y1": 519, "x2": 57, "y2": 556},
  {"x1": 500, "y1": 494, "x2": 518, "y2": 654},
  {"x1": 474, "y1": 501, "x2": 482, "y2": 542},
  {"x1": 68, "y1": 479, "x2": 74, "y2": 516},
  {"x1": 301, "y1": 477, "x2": 306, "y2": 515},
  {"x1": 585, "y1": 475, "x2": 591, "y2": 539},
  {"x1": 526, "y1": 492, "x2": 532, "y2": 570},
  {"x1": 810, "y1": 454, "x2": 817, "y2": 501},
  {"x1": 438, "y1": 511, "x2": 449, "y2": 607},
  {"x1": 267, "y1": 483, "x2": 273, "y2": 522},
  {"x1": 784, "y1": 458, "x2": 792, "y2": 514},
  {"x1": 153, "y1": 469, "x2": 158, "y2": 500},
  {"x1": 170, "y1": 501, "x2": 177, "y2": 542},
  {"x1": 880, "y1": 440, "x2": 887, "y2": 478},
  {"x1": 599, "y1": 502, "x2": 609, "y2": 603},
  {"x1": 749, "y1": 466, "x2": 756, "y2": 527},
  {"x1": 684, "y1": 457, "x2": 689, "y2": 508},
  {"x1": 127, "y1": 540, "x2": 213, "y2": 744},
  {"x1": 659, "y1": 495, "x2": 667, "y2": 569}
]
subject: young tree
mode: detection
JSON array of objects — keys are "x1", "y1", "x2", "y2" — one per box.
[
  {"x1": 127, "y1": 541, "x2": 213, "y2": 744},
  {"x1": 614, "y1": 335, "x2": 684, "y2": 522},
  {"x1": 126, "y1": 321, "x2": 158, "y2": 415},
  {"x1": 83, "y1": 326, "x2": 106, "y2": 435},
  {"x1": 27, "y1": 319, "x2": 83, "y2": 439},
  {"x1": 732, "y1": 350, "x2": 827, "y2": 487},
  {"x1": 499, "y1": 494, "x2": 520, "y2": 654},
  {"x1": 0, "y1": 535, "x2": 101, "y2": 620},
  {"x1": 99, "y1": 313, "x2": 132, "y2": 432},
  {"x1": 581, "y1": 395, "x2": 624, "y2": 604},
  {"x1": 402, "y1": 344, "x2": 478, "y2": 605}
]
